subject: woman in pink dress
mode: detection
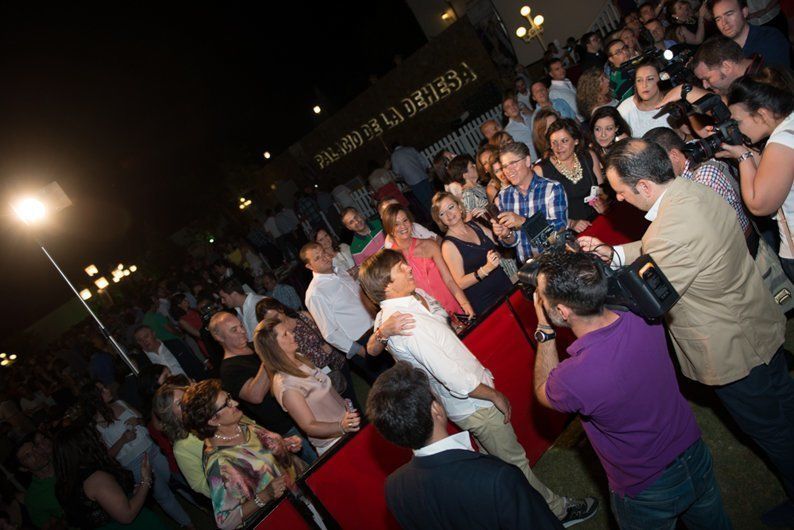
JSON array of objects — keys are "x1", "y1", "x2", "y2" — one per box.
[{"x1": 382, "y1": 203, "x2": 474, "y2": 317}]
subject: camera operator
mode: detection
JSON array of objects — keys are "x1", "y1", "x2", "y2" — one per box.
[
  {"x1": 492, "y1": 141, "x2": 568, "y2": 264},
  {"x1": 658, "y1": 36, "x2": 764, "y2": 108},
  {"x1": 717, "y1": 71, "x2": 794, "y2": 280},
  {"x1": 642, "y1": 127, "x2": 753, "y2": 252},
  {"x1": 579, "y1": 138, "x2": 793, "y2": 527},
  {"x1": 531, "y1": 250, "x2": 731, "y2": 529}
]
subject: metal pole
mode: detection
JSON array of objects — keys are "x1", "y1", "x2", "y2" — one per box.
[{"x1": 37, "y1": 243, "x2": 139, "y2": 376}]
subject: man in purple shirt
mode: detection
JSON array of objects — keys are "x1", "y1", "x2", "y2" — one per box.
[{"x1": 531, "y1": 251, "x2": 731, "y2": 529}]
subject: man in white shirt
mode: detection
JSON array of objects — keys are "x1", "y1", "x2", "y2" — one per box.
[
  {"x1": 358, "y1": 249, "x2": 598, "y2": 527},
  {"x1": 301, "y1": 242, "x2": 411, "y2": 383},
  {"x1": 546, "y1": 58, "x2": 583, "y2": 121},
  {"x1": 217, "y1": 277, "x2": 265, "y2": 341},
  {"x1": 134, "y1": 326, "x2": 188, "y2": 377},
  {"x1": 503, "y1": 95, "x2": 539, "y2": 162}
]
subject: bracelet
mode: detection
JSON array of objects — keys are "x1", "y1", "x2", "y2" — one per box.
[
  {"x1": 737, "y1": 151, "x2": 754, "y2": 163},
  {"x1": 252, "y1": 492, "x2": 267, "y2": 508},
  {"x1": 374, "y1": 328, "x2": 388, "y2": 345},
  {"x1": 537, "y1": 323, "x2": 554, "y2": 330},
  {"x1": 474, "y1": 269, "x2": 482, "y2": 281}
]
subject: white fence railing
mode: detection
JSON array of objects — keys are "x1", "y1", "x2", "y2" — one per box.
[
  {"x1": 419, "y1": 105, "x2": 501, "y2": 163},
  {"x1": 590, "y1": 1, "x2": 621, "y2": 36},
  {"x1": 328, "y1": 105, "x2": 502, "y2": 220}
]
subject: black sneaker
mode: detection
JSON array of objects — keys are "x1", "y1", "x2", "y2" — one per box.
[{"x1": 559, "y1": 497, "x2": 599, "y2": 528}]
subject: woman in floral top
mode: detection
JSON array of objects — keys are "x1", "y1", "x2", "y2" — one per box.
[{"x1": 181, "y1": 379, "x2": 305, "y2": 530}]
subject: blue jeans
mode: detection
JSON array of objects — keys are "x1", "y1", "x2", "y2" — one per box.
[
  {"x1": 127, "y1": 444, "x2": 191, "y2": 526},
  {"x1": 610, "y1": 439, "x2": 731, "y2": 530}
]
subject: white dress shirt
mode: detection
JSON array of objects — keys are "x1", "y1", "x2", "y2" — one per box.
[
  {"x1": 237, "y1": 292, "x2": 266, "y2": 341},
  {"x1": 305, "y1": 270, "x2": 373, "y2": 357},
  {"x1": 413, "y1": 431, "x2": 474, "y2": 457},
  {"x1": 375, "y1": 290, "x2": 494, "y2": 422},
  {"x1": 549, "y1": 78, "x2": 582, "y2": 121},
  {"x1": 612, "y1": 190, "x2": 667, "y2": 267},
  {"x1": 145, "y1": 342, "x2": 187, "y2": 377}
]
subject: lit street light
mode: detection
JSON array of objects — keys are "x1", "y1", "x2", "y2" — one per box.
[{"x1": 11, "y1": 182, "x2": 139, "y2": 375}]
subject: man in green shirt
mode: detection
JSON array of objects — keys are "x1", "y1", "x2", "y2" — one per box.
[
  {"x1": 16, "y1": 435, "x2": 65, "y2": 528},
  {"x1": 342, "y1": 207, "x2": 386, "y2": 266}
]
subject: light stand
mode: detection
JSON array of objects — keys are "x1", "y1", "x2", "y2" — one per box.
[
  {"x1": 12, "y1": 183, "x2": 139, "y2": 376},
  {"x1": 37, "y1": 240, "x2": 139, "y2": 375}
]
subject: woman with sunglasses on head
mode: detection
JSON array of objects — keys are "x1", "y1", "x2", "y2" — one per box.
[
  {"x1": 180, "y1": 379, "x2": 304, "y2": 530},
  {"x1": 253, "y1": 315, "x2": 360, "y2": 456}
]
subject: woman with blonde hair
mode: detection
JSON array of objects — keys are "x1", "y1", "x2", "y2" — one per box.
[
  {"x1": 576, "y1": 67, "x2": 616, "y2": 120},
  {"x1": 253, "y1": 316, "x2": 360, "y2": 456},
  {"x1": 432, "y1": 192, "x2": 513, "y2": 313}
]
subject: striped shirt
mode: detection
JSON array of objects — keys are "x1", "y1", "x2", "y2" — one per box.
[
  {"x1": 350, "y1": 219, "x2": 386, "y2": 265},
  {"x1": 497, "y1": 175, "x2": 568, "y2": 263}
]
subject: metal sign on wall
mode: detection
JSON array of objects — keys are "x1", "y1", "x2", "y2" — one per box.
[{"x1": 294, "y1": 18, "x2": 502, "y2": 178}]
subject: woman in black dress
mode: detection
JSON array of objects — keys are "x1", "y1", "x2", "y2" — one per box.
[
  {"x1": 535, "y1": 119, "x2": 607, "y2": 233},
  {"x1": 432, "y1": 192, "x2": 512, "y2": 315}
]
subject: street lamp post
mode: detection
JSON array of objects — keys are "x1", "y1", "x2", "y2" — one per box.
[
  {"x1": 516, "y1": 5, "x2": 546, "y2": 52},
  {"x1": 11, "y1": 183, "x2": 139, "y2": 375}
]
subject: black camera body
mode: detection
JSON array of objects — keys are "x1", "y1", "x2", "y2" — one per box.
[
  {"x1": 655, "y1": 92, "x2": 746, "y2": 165},
  {"x1": 619, "y1": 46, "x2": 694, "y2": 89},
  {"x1": 515, "y1": 212, "x2": 679, "y2": 320}
]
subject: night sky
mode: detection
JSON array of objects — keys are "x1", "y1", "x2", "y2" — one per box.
[{"x1": 0, "y1": 2, "x2": 426, "y2": 342}]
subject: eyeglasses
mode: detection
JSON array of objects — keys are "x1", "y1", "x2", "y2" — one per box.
[
  {"x1": 213, "y1": 393, "x2": 235, "y2": 416},
  {"x1": 609, "y1": 45, "x2": 628, "y2": 57},
  {"x1": 501, "y1": 156, "x2": 527, "y2": 173}
]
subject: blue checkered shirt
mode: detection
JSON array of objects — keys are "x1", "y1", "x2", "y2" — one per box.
[{"x1": 497, "y1": 174, "x2": 568, "y2": 263}]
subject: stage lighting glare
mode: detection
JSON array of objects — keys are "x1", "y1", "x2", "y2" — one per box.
[
  {"x1": 94, "y1": 277, "x2": 109, "y2": 290},
  {"x1": 13, "y1": 198, "x2": 46, "y2": 224},
  {"x1": 520, "y1": 5, "x2": 531, "y2": 17},
  {"x1": 80, "y1": 289, "x2": 92, "y2": 300}
]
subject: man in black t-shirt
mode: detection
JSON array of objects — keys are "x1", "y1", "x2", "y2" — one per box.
[{"x1": 211, "y1": 311, "x2": 318, "y2": 463}]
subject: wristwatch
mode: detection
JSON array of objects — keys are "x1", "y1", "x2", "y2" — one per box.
[{"x1": 534, "y1": 328, "x2": 556, "y2": 343}]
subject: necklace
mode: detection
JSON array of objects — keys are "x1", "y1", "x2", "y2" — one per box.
[
  {"x1": 552, "y1": 155, "x2": 583, "y2": 184},
  {"x1": 214, "y1": 425, "x2": 243, "y2": 441}
]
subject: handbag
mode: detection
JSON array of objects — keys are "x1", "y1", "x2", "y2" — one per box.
[{"x1": 754, "y1": 209, "x2": 794, "y2": 313}]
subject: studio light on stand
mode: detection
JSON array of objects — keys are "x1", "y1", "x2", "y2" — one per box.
[{"x1": 11, "y1": 182, "x2": 139, "y2": 375}]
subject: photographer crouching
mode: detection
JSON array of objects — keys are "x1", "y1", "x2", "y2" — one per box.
[
  {"x1": 580, "y1": 138, "x2": 794, "y2": 527},
  {"x1": 531, "y1": 250, "x2": 730, "y2": 529}
]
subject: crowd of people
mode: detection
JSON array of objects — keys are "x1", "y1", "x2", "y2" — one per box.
[{"x1": 1, "y1": 0, "x2": 794, "y2": 528}]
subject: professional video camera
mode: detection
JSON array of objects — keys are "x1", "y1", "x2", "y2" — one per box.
[
  {"x1": 654, "y1": 91, "x2": 746, "y2": 165},
  {"x1": 619, "y1": 46, "x2": 695, "y2": 89},
  {"x1": 515, "y1": 212, "x2": 679, "y2": 320}
]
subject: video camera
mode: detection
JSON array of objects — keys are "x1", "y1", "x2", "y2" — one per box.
[
  {"x1": 619, "y1": 46, "x2": 694, "y2": 89},
  {"x1": 654, "y1": 92, "x2": 746, "y2": 165},
  {"x1": 515, "y1": 212, "x2": 679, "y2": 320}
]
